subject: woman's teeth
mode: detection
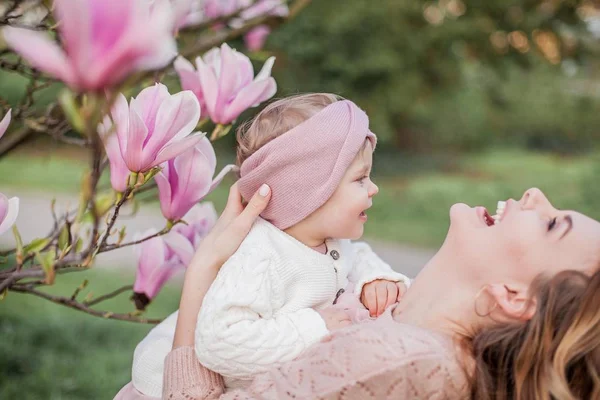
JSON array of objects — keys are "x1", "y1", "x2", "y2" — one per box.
[{"x1": 492, "y1": 201, "x2": 506, "y2": 225}]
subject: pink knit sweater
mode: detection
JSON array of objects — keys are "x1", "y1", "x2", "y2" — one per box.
[{"x1": 161, "y1": 310, "x2": 469, "y2": 399}]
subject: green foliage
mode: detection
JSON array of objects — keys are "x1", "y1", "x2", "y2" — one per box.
[
  {"x1": 269, "y1": 0, "x2": 598, "y2": 150},
  {"x1": 0, "y1": 269, "x2": 181, "y2": 400}
]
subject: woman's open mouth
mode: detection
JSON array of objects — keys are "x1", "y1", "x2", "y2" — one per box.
[
  {"x1": 476, "y1": 201, "x2": 506, "y2": 227},
  {"x1": 477, "y1": 207, "x2": 495, "y2": 227}
]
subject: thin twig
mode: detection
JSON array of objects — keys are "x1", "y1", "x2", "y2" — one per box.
[
  {"x1": 84, "y1": 284, "x2": 133, "y2": 307},
  {"x1": 9, "y1": 284, "x2": 162, "y2": 324},
  {"x1": 95, "y1": 186, "x2": 133, "y2": 253},
  {"x1": 98, "y1": 227, "x2": 170, "y2": 253}
]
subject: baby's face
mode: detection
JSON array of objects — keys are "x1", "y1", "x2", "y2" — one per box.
[{"x1": 312, "y1": 141, "x2": 378, "y2": 240}]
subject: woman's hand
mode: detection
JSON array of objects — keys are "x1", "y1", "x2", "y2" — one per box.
[
  {"x1": 194, "y1": 183, "x2": 272, "y2": 268},
  {"x1": 173, "y1": 183, "x2": 271, "y2": 349}
]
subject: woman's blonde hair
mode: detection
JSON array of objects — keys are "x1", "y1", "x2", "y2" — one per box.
[
  {"x1": 470, "y1": 269, "x2": 600, "y2": 399},
  {"x1": 235, "y1": 93, "x2": 342, "y2": 167}
]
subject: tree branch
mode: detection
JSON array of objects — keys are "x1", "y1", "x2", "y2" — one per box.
[
  {"x1": 83, "y1": 284, "x2": 133, "y2": 307},
  {"x1": 98, "y1": 226, "x2": 170, "y2": 254},
  {"x1": 9, "y1": 284, "x2": 161, "y2": 324}
]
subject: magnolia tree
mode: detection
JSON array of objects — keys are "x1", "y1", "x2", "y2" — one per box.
[{"x1": 0, "y1": 0, "x2": 309, "y2": 323}]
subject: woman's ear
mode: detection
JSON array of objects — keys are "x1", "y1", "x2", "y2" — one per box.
[{"x1": 488, "y1": 283, "x2": 536, "y2": 321}]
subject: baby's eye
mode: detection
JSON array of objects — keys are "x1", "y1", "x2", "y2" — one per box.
[{"x1": 357, "y1": 176, "x2": 368, "y2": 183}]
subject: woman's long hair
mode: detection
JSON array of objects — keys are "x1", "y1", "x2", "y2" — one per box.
[{"x1": 470, "y1": 269, "x2": 600, "y2": 399}]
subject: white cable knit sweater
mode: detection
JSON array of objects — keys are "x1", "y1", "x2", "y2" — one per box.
[{"x1": 131, "y1": 218, "x2": 410, "y2": 397}]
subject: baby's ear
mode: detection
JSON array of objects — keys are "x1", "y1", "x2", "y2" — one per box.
[{"x1": 488, "y1": 283, "x2": 536, "y2": 321}]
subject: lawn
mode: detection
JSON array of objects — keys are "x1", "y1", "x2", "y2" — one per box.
[{"x1": 0, "y1": 268, "x2": 182, "y2": 399}]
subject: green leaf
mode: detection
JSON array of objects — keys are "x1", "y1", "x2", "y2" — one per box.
[
  {"x1": 118, "y1": 226, "x2": 127, "y2": 245},
  {"x1": 58, "y1": 89, "x2": 85, "y2": 134},
  {"x1": 12, "y1": 226, "x2": 24, "y2": 264},
  {"x1": 75, "y1": 238, "x2": 84, "y2": 253},
  {"x1": 58, "y1": 225, "x2": 70, "y2": 251},
  {"x1": 36, "y1": 249, "x2": 57, "y2": 285},
  {"x1": 23, "y1": 238, "x2": 50, "y2": 254},
  {"x1": 94, "y1": 191, "x2": 116, "y2": 216}
]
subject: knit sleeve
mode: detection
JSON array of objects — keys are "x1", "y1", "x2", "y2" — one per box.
[
  {"x1": 195, "y1": 247, "x2": 329, "y2": 381},
  {"x1": 348, "y1": 241, "x2": 411, "y2": 296},
  {"x1": 162, "y1": 346, "x2": 224, "y2": 400}
]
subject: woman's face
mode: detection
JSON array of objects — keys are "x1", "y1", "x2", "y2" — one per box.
[{"x1": 446, "y1": 188, "x2": 600, "y2": 285}]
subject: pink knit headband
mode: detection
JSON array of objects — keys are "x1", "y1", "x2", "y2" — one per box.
[{"x1": 237, "y1": 100, "x2": 376, "y2": 230}]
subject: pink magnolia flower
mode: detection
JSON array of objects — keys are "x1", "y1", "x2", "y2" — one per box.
[
  {"x1": 244, "y1": 25, "x2": 272, "y2": 51},
  {"x1": 152, "y1": 0, "x2": 205, "y2": 32},
  {"x1": 133, "y1": 230, "x2": 194, "y2": 303},
  {"x1": 0, "y1": 193, "x2": 19, "y2": 235},
  {"x1": 173, "y1": 202, "x2": 217, "y2": 248},
  {"x1": 3, "y1": 0, "x2": 177, "y2": 91},
  {"x1": 175, "y1": 43, "x2": 276, "y2": 124},
  {"x1": 237, "y1": 0, "x2": 289, "y2": 22},
  {"x1": 204, "y1": 0, "x2": 288, "y2": 51},
  {"x1": 204, "y1": 0, "x2": 239, "y2": 19},
  {"x1": 112, "y1": 83, "x2": 204, "y2": 173},
  {"x1": 155, "y1": 137, "x2": 234, "y2": 220},
  {"x1": 98, "y1": 116, "x2": 131, "y2": 192},
  {"x1": 0, "y1": 109, "x2": 11, "y2": 139}
]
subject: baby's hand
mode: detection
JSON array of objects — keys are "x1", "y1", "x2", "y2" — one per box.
[
  {"x1": 318, "y1": 307, "x2": 352, "y2": 331},
  {"x1": 361, "y1": 279, "x2": 407, "y2": 318}
]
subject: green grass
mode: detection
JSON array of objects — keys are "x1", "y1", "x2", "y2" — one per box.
[{"x1": 0, "y1": 268, "x2": 182, "y2": 399}]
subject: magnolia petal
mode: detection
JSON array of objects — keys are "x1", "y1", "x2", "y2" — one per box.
[
  {"x1": 255, "y1": 56, "x2": 276, "y2": 82},
  {"x1": 222, "y1": 78, "x2": 273, "y2": 123},
  {"x1": 144, "y1": 260, "x2": 182, "y2": 299},
  {"x1": 112, "y1": 93, "x2": 131, "y2": 154},
  {"x1": 3, "y1": 27, "x2": 74, "y2": 87},
  {"x1": 151, "y1": 132, "x2": 205, "y2": 169},
  {"x1": 0, "y1": 109, "x2": 11, "y2": 139},
  {"x1": 0, "y1": 193, "x2": 8, "y2": 223},
  {"x1": 163, "y1": 231, "x2": 195, "y2": 266},
  {"x1": 149, "y1": 90, "x2": 201, "y2": 155},
  {"x1": 131, "y1": 83, "x2": 170, "y2": 133},
  {"x1": 155, "y1": 170, "x2": 174, "y2": 220},
  {"x1": 174, "y1": 56, "x2": 202, "y2": 94},
  {"x1": 53, "y1": 0, "x2": 90, "y2": 77},
  {"x1": 209, "y1": 164, "x2": 236, "y2": 193},
  {"x1": 195, "y1": 136, "x2": 217, "y2": 174},
  {"x1": 133, "y1": 235, "x2": 167, "y2": 296},
  {"x1": 124, "y1": 107, "x2": 149, "y2": 172},
  {"x1": 195, "y1": 55, "x2": 219, "y2": 120},
  {"x1": 104, "y1": 134, "x2": 131, "y2": 192},
  {"x1": 214, "y1": 43, "x2": 240, "y2": 122},
  {"x1": 0, "y1": 197, "x2": 19, "y2": 236}
]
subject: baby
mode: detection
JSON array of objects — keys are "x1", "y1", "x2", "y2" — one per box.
[{"x1": 130, "y1": 94, "x2": 411, "y2": 397}]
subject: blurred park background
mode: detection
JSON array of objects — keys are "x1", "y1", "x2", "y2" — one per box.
[{"x1": 2, "y1": 0, "x2": 600, "y2": 398}]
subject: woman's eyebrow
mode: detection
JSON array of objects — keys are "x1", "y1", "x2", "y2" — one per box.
[{"x1": 560, "y1": 215, "x2": 573, "y2": 239}]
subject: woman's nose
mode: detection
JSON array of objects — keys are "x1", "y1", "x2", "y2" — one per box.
[{"x1": 520, "y1": 188, "x2": 554, "y2": 213}]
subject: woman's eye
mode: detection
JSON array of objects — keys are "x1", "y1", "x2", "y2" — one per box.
[{"x1": 547, "y1": 217, "x2": 557, "y2": 231}]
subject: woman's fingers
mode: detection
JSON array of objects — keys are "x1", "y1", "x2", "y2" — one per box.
[
  {"x1": 221, "y1": 183, "x2": 245, "y2": 221},
  {"x1": 230, "y1": 184, "x2": 271, "y2": 239}
]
